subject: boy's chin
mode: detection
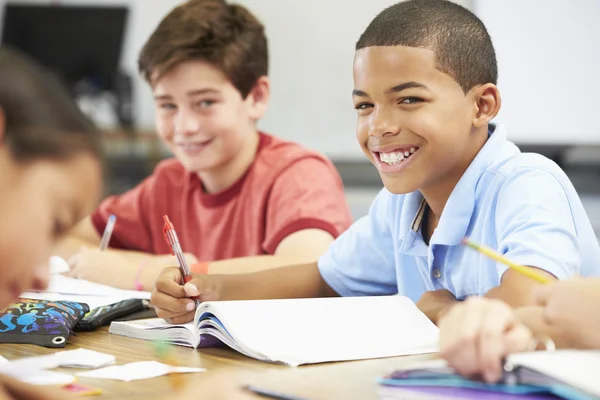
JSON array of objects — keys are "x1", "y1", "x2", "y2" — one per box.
[
  {"x1": 380, "y1": 176, "x2": 419, "y2": 195},
  {"x1": 178, "y1": 158, "x2": 219, "y2": 174}
]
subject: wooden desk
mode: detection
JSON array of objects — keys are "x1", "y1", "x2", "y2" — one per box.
[{"x1": 0, "y1": 328, "x2": 436, "y2": 400}]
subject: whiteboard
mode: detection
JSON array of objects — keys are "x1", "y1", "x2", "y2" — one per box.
[
  {"x1": 1, "y1": 0, "x2": 472, "y2": 158},
  {"x1": 475, "y1": 0, "x2": 600, "y2": 145}
]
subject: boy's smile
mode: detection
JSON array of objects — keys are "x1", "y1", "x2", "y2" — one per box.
[
  {"x1": 353, "y1": 45, "x2": 487, "y2": 199},
  {"x1": 371, "y1": 144, "x2": 420, "y2": 173},
  {"x1": 174, "y1": 137, "x2": 215, "y2": 157}
]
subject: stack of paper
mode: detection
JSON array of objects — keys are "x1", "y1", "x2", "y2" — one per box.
[{"x1": 20, "y1": 275, "x2": 151, "y2": 309}]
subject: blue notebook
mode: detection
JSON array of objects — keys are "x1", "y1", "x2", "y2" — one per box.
[{"x1": 378, "y1": 351, "x2": 600, "y2": 400}]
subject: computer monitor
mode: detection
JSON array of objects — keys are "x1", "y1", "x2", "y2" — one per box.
[{"x1": 1, "y1": 4, "x2": 129, "y2": 93}]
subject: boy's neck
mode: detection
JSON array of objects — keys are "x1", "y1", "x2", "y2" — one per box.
[
  {"x1": 420, "y1": 128, "x2": 489, "y2": 227},
  {"x1": 197, "y1": 130, "x2": 261, "y2": 194}
]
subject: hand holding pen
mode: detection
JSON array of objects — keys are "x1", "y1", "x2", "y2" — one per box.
[{"x1": 162, "y1": 215, "x2": 201, "y2": 307}]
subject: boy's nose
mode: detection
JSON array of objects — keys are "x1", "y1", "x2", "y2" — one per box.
[
  {"x1": 368, "y1": 107, "x2": 400, "y2": 138},
  {"x1": 174, "y1": 109, "x2": 202, "y2": 137}
]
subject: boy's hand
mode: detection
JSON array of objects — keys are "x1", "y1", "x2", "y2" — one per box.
[
  {"x1": 66, "y1": 247, "x2": 137, "y2": 288},
  {"x1": 0, "y1": 374, "x2": 73, "y2": 400},
  {"x1": 416, "y1": 289, "x2": 457, "y2": 324},
  {"x1": 438, "y1": 297, "x2": 533, "y2": 383},
  {"x1": 535, "y1": 278, "x2": 600, "y2": 348},
  {"x1": 151, "y1": 267, "x2": 220, "y2": 324}
]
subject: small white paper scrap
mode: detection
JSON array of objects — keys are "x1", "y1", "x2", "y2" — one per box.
[
  {"x1": 0, "y1": 349, "x2": 115, "y2": 373},
  {"x1": 22, "y1": 370, "x2": 76, "y2": 386},
  {"x1": 1, "y1": 368, "x2": 75, "y2": 386},
  {"x1": 54, "y1": 348, "x2": 116, "y2": 369},
  {"x1": 76, "y1": 361, "x2": 205, "y2": 382}
]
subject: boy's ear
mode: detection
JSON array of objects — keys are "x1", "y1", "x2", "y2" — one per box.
[
  {"x1": 470, "y1": 83, "x2": 501, "y2": 128},
  {"x1": 246, "y1": 76, "x2": 270, "y2": 120}
]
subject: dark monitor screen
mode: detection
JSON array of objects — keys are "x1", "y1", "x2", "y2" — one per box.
[{"x1": 1, "y1": 4, "x2": 128, "y2": 92}]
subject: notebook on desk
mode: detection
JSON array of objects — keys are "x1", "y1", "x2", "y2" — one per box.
[
  {"x1": 109, "y1": 295, "x2": 440, "y2": 366},
  {"x1": 379, "y1": 350, "x2": 600, "y2": 400}
]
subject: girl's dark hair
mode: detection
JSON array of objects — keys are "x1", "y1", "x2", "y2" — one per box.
[{"x1": 0, "y1": 46, "x2": 102, "y2": 162}]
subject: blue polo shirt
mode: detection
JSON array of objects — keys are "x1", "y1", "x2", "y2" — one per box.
[{"x1": 319, "y1": 124, "x2": 600, "y2": 302}]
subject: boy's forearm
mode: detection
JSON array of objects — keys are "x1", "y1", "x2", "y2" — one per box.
[
  {"x1": 214, "y1": 262, "x2": 338, "y2": 301},
  {"x1": 56, "y1": 236, "x2": 168, "y2": 265},
  {"x1": 206, "y1": 255, "x2": 314, "y2": 275},
  {"x1": 54, "y1": 236, "x2": 99, "y2": 259}
]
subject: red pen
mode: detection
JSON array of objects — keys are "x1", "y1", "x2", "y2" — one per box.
[{"x1": 163, "y1": 215, "x2": 200, "y2": 305}]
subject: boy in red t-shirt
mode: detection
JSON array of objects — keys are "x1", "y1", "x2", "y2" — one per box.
[{"x1": 57, "y1": 0, "x2": 352, "y2": 290}]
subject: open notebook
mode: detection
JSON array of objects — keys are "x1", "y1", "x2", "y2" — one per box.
[
  {"x1": 109, "y1": 295, "x2": 439, "y2": 366},
  {"x1": 379, "y1": 350, "x2": 600, "y2": 400}
]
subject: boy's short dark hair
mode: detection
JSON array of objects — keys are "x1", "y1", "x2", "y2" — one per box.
[
  {"x1": 138, "y1": 0, "x2": 268, "y2": 98},
  {"x1": 356, "y1": 0, "x2": 497, "y2": 93}
]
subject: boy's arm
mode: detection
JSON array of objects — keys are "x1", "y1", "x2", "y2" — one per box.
[
  {"x1": 420, "y1": 166, "x2": 582, "y2": 324},
  {"x1": 217, "y1": 262, "x2": 339, "y2": 300},
  {"x1": 484, "y1": 268, "x2": 556, "y2": 306},
  {"x1": 55, "y1": 217, "x2": 196, "y2": 290},
  {"x1": 204, "y1": 229, "x2": 334, "y2": 274},
  {"x1": 417, "y1": 267, "x2": 557, "y2": 324},
  {"x1": 55, "y1": 217, "x2": 176, "y2": 265},
  {"x1": 151, "y1": 262, "x2": 339, "y2": 324}
]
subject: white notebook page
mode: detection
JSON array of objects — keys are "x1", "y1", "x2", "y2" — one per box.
[
  {"x1": 203, "y1": 295, "x2": 439, "y2": 366},
  {"x1": 510, "y1": 350, "x2": 600, "y2": 397}
]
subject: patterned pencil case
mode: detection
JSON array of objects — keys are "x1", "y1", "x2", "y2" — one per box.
[{"x1": 0, "y1": 298, "x2": 89, "y2": 348}]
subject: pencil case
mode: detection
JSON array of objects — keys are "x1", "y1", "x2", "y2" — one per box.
[
  {"x1": 0, "y1": 298, "x2": 89, "y2": 347},
  {"x1": 74, "y1": 298, "x2": 151, "y2": 332}
]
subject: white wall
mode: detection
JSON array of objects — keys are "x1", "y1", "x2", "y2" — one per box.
[
  {"x1": 1, "y1": 0, "x2": 473, "y2": 159},
  {"x1": 475, "y1": 0, "x2": 600, "y2": 145}
]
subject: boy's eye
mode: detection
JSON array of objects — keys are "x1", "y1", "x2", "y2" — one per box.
[
  {"x1": 195, "y1": 100, "x2": 215, "y2": 108},
  {"x1": 354, "y1": 102, "x2": 373, "y2": 110},
  {"x1": 159, "y1": 103, "x2": 177, "y2": 110},
  {"x1": 399, "y1": 97, "x2": 423, "y2": 104}
]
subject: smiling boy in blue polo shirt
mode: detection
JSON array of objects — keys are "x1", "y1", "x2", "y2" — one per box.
[{"x1": 150, "y1": 0, "x2": 600, "y2": 340}]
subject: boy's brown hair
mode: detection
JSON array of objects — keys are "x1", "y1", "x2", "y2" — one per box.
[{"x1": 138, "y1": 0, "x2": 268, "y2": 98}]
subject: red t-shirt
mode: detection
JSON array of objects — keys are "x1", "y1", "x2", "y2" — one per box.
[{"x1": 91, "y1": 133, "x2": 352, "y2": 261}]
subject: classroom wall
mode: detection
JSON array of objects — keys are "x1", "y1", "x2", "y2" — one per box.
[
  {"x1": 474, "y1": 0, "x2": 600, "y2": 145},
  {"x1": 0, "y1": 0, "x2": 473, "y2": 160}
]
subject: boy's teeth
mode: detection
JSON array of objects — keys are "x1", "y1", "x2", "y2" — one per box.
[{"x1": 378, "y1": 148, "x2": 418, "y2": 165}]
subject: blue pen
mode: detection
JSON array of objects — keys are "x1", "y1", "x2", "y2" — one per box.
[
  {"x1": 243, "y1": 385, "x2": 312, "y2": 400},
  {"x1": 99, "y1": 214, "x2": 117, "y2": 251}
]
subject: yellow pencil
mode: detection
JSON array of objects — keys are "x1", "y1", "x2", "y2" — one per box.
[{"x1": 461, "y1": 237, "x2": 553, "y2": 284}]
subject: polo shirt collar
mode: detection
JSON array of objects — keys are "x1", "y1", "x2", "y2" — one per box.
[{"x1": 398, "y1": 123, "x2": 519, "y2": 248}]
